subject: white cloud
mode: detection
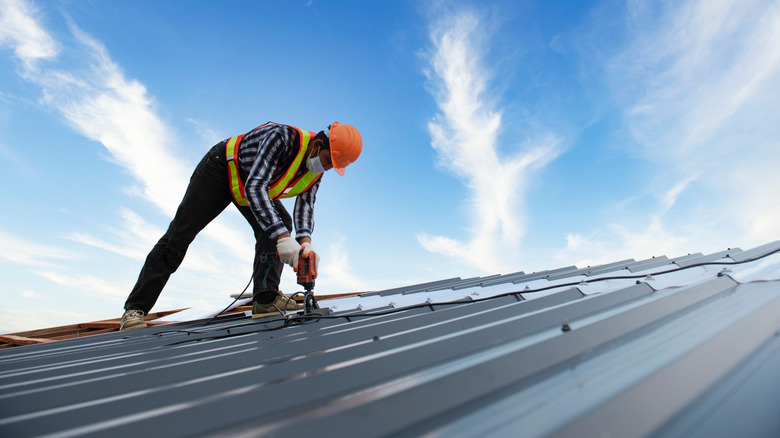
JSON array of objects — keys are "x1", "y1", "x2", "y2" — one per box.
[
  {"x1": 69, "y1": 208, "x2": 162, "y2": 260},
  {"x1": 552, "y1": 0, "x2": 780, "y2": 267},
  {"x1": 0, "y1": 0, "x2": 59, "y2": 68},
  {"x1": 420, "y1": 9, "x2": 561, "y2": 273},
  {"x1": 0, "y1": 305, "x2": 92, "y2": 334},
  {"x1": 42, "y1": 25, "x2": 190, "y2": 214},
  {"x1": 41, "y1": 271, "x2": 126, "y2": 302},
  {"x1": 555, "y1": 176, "x2": 704, "y2": 266},
  {"x1": 0, "y1": 229, "x2": 76, "y2": 267},
  {"x1": 658, "y1": 175, "x2": 697, "y2": 215},
  {"x1": 21, "y1": 290, "x2": 41, "y2": 298},
  {"x1": 0, "y1": 2, "x2": 260, "y2": 323},
  {"x1": 609, "y1": 0, "x2": 780, "y2": 246},
  {"x1": 0, "y1": 313, "x2": 49, "y2": 334},
  {"x1": 186, "y1": 118, "x2": 224, "y2": 146},
  {"x1": 44, "y1": 25, "x2": 262, "y2": 264},
  {"x1": 0, "y1": 0, "x2": 187, "y2": 215},
  {"x1": 68, "y1": 207, "x2": 247, "y2": 279},
  {"x1": 317, "y1": 234, "x2": 372, "y2": 293},
  {"x1": 1, "y1": 2, "x2": 256, "y2": 265}
]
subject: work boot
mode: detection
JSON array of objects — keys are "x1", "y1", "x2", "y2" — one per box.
[
  {"x1": 252, "y1": 291, "x2": 302, "y2": 318},
  {"x1": 120, "y1": 309, "x2": 147, "y2": 330}
]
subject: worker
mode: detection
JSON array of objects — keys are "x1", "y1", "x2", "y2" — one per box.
[{"x1": 119, "y1": 121, "x2": 362, "y2": 330}]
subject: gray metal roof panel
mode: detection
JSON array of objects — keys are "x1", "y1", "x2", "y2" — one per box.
[
  {"x1": 3, "y1": 243, "x2": 780, "y2": 437},
  {"x1": 625, "y1": 252, "x2": 708, "y2": 273},
  {"x1": 728, "y1": 240, "x2": 780, "y2": 262},
  {"x1": 584, "y1": 255, "x2": 668, "y2": 277},
  {"x1": 656, "y1": 311, "x2": 780, "y2": 438},
  {"x1": 551, "y1": 281, "x2": 780, "y2": 438},
  {"x1": 431, "y1": 279, "x2": 780, "y2": 438},
  {"x1": 546, "y1": 258, "x2": 636, "y2": 279},
  {"x1": 424, "y1": 266, "x2": 579, "y2": 294},
  {"x1": 474, "y1": 270, "x2": 528, "y2": 287},
  {"x1": 450, "y1": 274, "x2": 505, "y2": 290},
  {"x1": 625, "y1": 255, "x2": 672, "y2": 272},
  {"x1": 510, "y1": 265, "x2": 579, "y2": 283},
  {"x1": 364, "y1": 277, "x2": 462, "y2": 296},
  {"x1": 674, "y1": 247, "x2": 743, "y2": 268},
  {"x1": 666, "y1": 252, "x2": 704, "y2": 265},
  {"x1": 257, "y1": 277, "x2": 738, "y2": 437}
]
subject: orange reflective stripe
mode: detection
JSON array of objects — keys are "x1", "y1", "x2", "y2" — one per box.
[{"x1": 226, "y1": 134, "x2": 248, "y2": 206}]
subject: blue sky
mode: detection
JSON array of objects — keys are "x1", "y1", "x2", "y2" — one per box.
[{"x1": 1, "y1": 0, "x2": 779, "y2": 333}]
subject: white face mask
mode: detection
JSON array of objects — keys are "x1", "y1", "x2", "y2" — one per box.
[{"x1": 307, "y1": 155, "x2": 325, "y2": 174}]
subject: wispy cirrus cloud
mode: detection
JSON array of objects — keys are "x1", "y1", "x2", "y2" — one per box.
[
  {"x1": 0, "y1": 0, "x2": 254, "y2": 257},
  {"x1": 0, "y1": 230, "x2": 76, "y2": 267},
  {"x1": 419, "y1": 8, "x2": 561, "y2": 273},
  {"x1": 40, "y1": 24, "x2": 191, "y2": 214},
  {"x1": 559, "y1": 0, "x2": 780, "y2": 265},
  {"x1": 68, "y1": 208, "x2": 163, "y2": 261},
  {"x1": 615, "y1": 0, "x2": 780, "y2": 166},
  {"x1": 0, "y1": 0, "x2": 252, "y2": 308},
  {"x1": 622, "y1": 0, "x2": 780, "y2": 243},
  {"x1": 318, "y1": 234, "x2": 372, "y2": 293},
  {"x1": 1, "y1": 0, "x2": 189, "y2": 214},
  {"x1": 0, "y1": 0, "x2": 59, "y2": 67},
  {"x1": 41, "y1": 271, "x2": 127, "y2": 302}
]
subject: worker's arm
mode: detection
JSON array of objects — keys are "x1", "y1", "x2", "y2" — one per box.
[
  {"x1": 274, "y1": 159, "x2": 319, "y2": 264},
  {"x1": 276, "y1": 182, "x2": 316, "y2": 268},
  {"x1": 276, "y1": 195, "x2": 315, "y2": 269},
  {"x1": 287, "y1": 172, "x2": 320, "y2": 269},
  {"x1": 292, "y1": 178, "x2": 320, "y2": 241},
  {"x1": 242, "y1": 125, "x2": 295, "y2": 240}
]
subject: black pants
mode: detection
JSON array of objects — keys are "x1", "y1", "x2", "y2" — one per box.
[{"x1": 124, "y1": 142, "x2": 292, "y2": 314}]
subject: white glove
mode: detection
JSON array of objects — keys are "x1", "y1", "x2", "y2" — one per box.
[
  {"x1": 301, "y1": 242, "x2": 320, "y2": 275},
  {"x1": 276, "y1": 236, "x2": 301, "y2": 269}
]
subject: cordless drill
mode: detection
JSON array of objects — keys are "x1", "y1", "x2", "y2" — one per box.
[
  {"x1": 295, "y1": 248, "x2": 329, "y2": 315},
  {"x1": 296, "y1": 248, "x2": 316, "y2": 292}
]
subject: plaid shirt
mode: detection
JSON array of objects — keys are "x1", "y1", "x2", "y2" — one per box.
[{"x1": 236, "y1": 123, "x2": 320, "y2": 240}]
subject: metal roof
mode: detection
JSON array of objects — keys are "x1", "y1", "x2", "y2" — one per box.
[{"x1": 2, "y1": 241, "x2": 780, "y2": 437}]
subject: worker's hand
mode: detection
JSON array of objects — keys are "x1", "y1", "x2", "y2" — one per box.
[
  {"x1": 276, "y1": 236, "x2": 301, "y2": 269},
  {"x1": 301, "y1": 242, "x2": 320, "y2": 275}
]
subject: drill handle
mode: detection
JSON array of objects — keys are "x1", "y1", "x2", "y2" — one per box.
[{"x1": 296, "y1": 248, "x2": 317, "y2": 282}]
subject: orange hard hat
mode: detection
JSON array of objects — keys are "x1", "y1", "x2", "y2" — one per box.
[{"x1": 329, "y1": 121, "x2": 362, "y2": 176}]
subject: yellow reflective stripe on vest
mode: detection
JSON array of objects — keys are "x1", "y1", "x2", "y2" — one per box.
[
  {"x1": 279, "y1": 171, "x2": 320, "y2": 199},
  {"x1": 268, "y1": 128, "x2": 312, "y2": 199},
  {"x1": 226, "y1": 134, "x2": 248, "y2": 206},
  {"x1": 276, "y1": 129, "x2": 322, "y2": 199},
  {"x1": 227, "y1": 125, "x2": 321, "y2": 206}
]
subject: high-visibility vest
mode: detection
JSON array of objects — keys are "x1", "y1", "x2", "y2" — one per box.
[{"x1": 226, "y1": 123, "x2": 322, "y2": 206}]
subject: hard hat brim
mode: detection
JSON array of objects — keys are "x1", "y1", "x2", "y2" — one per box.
[{"x1": 328, "y1": 121, "x2": 361, "y2": 176}]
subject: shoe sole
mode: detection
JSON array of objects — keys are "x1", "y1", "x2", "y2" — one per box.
[
  {"x1": 120, "y1": 321, "x2": 147, "y2": 330},
  {"x1": 251, "y1": 307, "x2": 302, "y2": 318}
]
